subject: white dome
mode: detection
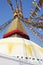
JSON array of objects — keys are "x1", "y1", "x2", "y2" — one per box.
[
  {"x1": 0, "y1": 37, "x2": 43, "y2": 65},
  {"x1": 0, "y1": 37, "x2": 43, "y2": 59}
]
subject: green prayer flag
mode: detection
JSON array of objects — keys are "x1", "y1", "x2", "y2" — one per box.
[
  {"x1": 7, "y1": 0, "x2": 11, "y2": 4},
  {"x1": 32, "y1": 1, "x2": 37, "y2": 6}
]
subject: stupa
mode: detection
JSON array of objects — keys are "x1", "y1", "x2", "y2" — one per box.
[{"x1": 0, "y1": 0, "x2": 43, "y2": 65}]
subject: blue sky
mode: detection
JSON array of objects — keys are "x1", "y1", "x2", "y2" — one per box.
[{"x1": 0, "y1": 0, "x2": 43, "y2": 47}]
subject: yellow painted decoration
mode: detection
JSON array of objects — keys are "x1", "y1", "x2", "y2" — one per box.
[
  {"x1": 32, "y1": 44, "x2": 43, "y2": 53},
  {"x1": 7, "y1": 43, "x2": 14, "y2": 54},
  {"x1": 26, "y1": 45, "x2": 32, "y2": 56},
  {"x1": 39, "y1": 48, "x2": 43, "y2": 53},
  {"x1": 36, "y1": 46, "x2": 43, "y2": 53}
]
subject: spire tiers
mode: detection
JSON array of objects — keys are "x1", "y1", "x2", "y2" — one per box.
[{"x1": 3, "y1": 17, "x2": 30, "y2": 40}]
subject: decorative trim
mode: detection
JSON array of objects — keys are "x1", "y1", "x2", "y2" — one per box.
[{"x1": 3, "y1": 30, "x2": 30, "y2": 40}]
